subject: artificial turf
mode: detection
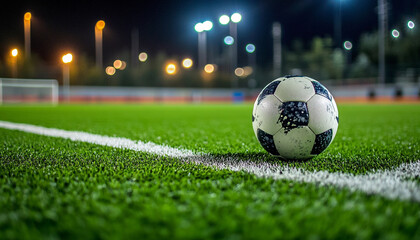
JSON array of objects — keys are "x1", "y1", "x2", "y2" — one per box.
[{"x1": 0, "y1": 104, "x2": 420, "y2": 239}]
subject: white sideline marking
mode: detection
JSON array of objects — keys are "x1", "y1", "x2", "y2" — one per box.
[
  {"x1": 0, "y1": 120, "x2": 196, "y2": 158},
  {"x1": 1, "y1": 120, "x2": 419, "y2": 202}
]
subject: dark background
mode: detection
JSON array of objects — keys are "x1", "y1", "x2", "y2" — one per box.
[{"x1": 1, "y1": 0, "x2": 419, "y2": 67}]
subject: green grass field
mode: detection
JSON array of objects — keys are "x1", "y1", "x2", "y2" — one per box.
[{"x1": 1, "y1": 104, "x2": 420, "y2": 239}]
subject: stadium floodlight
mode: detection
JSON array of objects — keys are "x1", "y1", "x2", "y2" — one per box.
[
  {"x1": 343, "y1": 41, "x2": 352, "y2": 50},
  {"x1": 408, "y1": 20, "x2": 415, "y2": 29},
  {"x1": 202, "y1": 21, "x2": 213, "y2": 31},
  {"x1": 0, "y1": 78, "x2": 58, "y2": 105},
  {"x1": 96, "y1": 20, "x2": 105, "y2": 30},
  {"x1": 219, "y1": 15, "x2": 230, "y2": 25},
  {"x1": 231, "y1": 13, "x2": 242, "y2": 23},
  {"x1": 182, "y1": 58, "x2": 193, "y2": 68},
  {"x1": 138, "y1": 52, "x2": 148, "y2": 62},
  {"x1": 224, "y1": 36, "x2": 234, "y2": 45},
  {"x1": 194, "y1": 23, "x2": 204, "y2": 33},
  {"x1": 166, "y1": 63, "x2": 177, "y2": 75},
  {"x1": 245, "y1": 44, "x2": 255, "y2": 53},
  {"x1": 391, "y1": 29, "x2": 400, "y2": 38},
  {"x1": 11, "y1": 49, "x2": 18, "y2": 57},
  {"x1": 62, "y1": 53, "x2": 73, "y2": 63}
]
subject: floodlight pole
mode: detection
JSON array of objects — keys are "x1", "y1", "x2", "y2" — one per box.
[
  {"x1": 24, "y1": 12, "x2": 31, "y2": 59},
  {"x1": 198, "y1": 32, "x2": 207, "y2": 69},
  {"x1": 63, "y1": 64, "x2": 70, "y2": 102},
  {"x1": 131, "y1": 28, "x2": 139, "y2": 68},
  {"x1": 378, "y1": 0, "x2": 387, "y2": 85},
  {"x1": 334, "y1": 0, "x2": 342, "y2": 48},
  {"x1": 273, "y1": 22, "x2": 282, "y2": 78}
]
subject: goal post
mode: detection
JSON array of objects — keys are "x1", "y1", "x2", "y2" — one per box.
[{"x1": 0, "y1": 78, "x2": 59, "y2": 105}]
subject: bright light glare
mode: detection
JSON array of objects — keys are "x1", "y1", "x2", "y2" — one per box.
[
  {"x1": 24, "y1": 12, "x2": 31, "y2": 21},
  {"x1": 202, "y1": 21, "x2": 213, "y2": 31},
  {"x1": 231, "y1": 13, "x2": 242, "y2": 23},
  {"x1": 166, "y1": 63, "x2": 177, "y2": 75},
  {"x1": 234, "y1": 67, "x2": 245, "y2": 77},
  {"x1": 408, "y1": 21, "x2": 415, "y2": 29},
  {"x1": 182, "y1": 58, "x2": 193, "y2": 68},
  {"x1": 224, "y1": 36, "x2": 234, "y2": 45},
  {"x1": 106, "y1": 66, "x2": 116, "y2": 75},
  {"x1": 11, "y1": 49, "x2": 18, "y2": 57},
  {"x1": 194, "y1": 23, "x2": 204, "y2": 32},
  {"x1": 113, "y1": 60, "x2": 122, "y2": 69},
  {"x1": 204, "y1": 64, "x2": 215, "y2": 73},
  {"x1": 392, "y1": 29, "x2": 400, "y2": 38},
  {"x1": 343, "y1": 41, "x2": 353, "y2": 50},
  {"x1": 245, "y1": 44, "x2": 256, "y2": 53},
  {"x1": 96, "y1": 20, "x2": 105, "y2": 30},
  {"x1": 139, "y1": 52, "x2": 148, "y2": 62},
  {"x1": 219, "y1": 15, "x2": 230, "y2": 25},
  {"x1": 62, "y1": 53, "x2": 73, "y2": 63}
]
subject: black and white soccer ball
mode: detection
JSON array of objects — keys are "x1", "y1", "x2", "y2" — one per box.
[{"x1": 252, "y1": 75, "x2": 339, "y2": 160}]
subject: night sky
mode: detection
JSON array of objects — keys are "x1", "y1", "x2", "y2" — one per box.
[{"x1": 1, "y1": 0, "x2": 419, "y2": 67}]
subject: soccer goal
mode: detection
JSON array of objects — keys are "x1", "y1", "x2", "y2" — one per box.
[{"x1": 0, "y1": 78, "x2": 59, "y2": 105}]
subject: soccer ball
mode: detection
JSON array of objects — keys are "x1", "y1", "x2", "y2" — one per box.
[{"x1": 252, "y1": 75, "x2": 339, "y2": 160}]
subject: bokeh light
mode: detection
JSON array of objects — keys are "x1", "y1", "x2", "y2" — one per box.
[
  {"x1": 113, "y1": 60, "x2": 122, "y2": 69},
  {"x1": 392, "y1": 29, "x2": 400, "y2": 38},
  {"x1": 62, "y1": 53, "x2": 73, "y2": 63},
  {"x1": 182, "y1": 58, "x2": 193, "y2": 68},
  {"x1": 245, "y1": 44, "x2": 256, "y2": 53},
  {"x1": 202, "y1": 21, "x2": 213, "y2": 31},
  {"x1": 219, "y1": 15, "x2": 230, "y2": 25},
  {"x1": 243, "y1": 66, "x2": 253, "y2": 76},
  {"x1": 224, "y1": 36, "x2": 234, "y2": 45},
  {"x1": 106, "y1": 66, "x2": 116, "y2": 75},
  {"x1": 96, "y1": 20, "x2": 105, "y2": 30},
  {"x1": 11, "y1": 49, "x2": 18, "y2": 57},
  {"x1": 231, "y1": 13, "x2": 242, "y2": 23},
  {"x1": 343, "y1": 41, "x2": 353, "y2": 50},
  {"x1": 204, "y1": 64, "x2": 215, "y2": 73},
  {"x1": 166, "y1": 63, "x2": 177, "y2": 75},
  {"x1": 139, "y1": 52, "x2": 148, "y2": 62},
  {"x1": 408, "y1": 20, "x2": 415, "y2": 29},
  {"x1": 120, "y1": 61, "x2": 127, "y2": 70},
  {"x1": 234, "y1": 67, "x2": 244, "y2": 77}
]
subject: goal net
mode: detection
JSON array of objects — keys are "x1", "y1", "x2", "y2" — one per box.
[{"x1": 0, "y1": 78, "x2": 58, "y2": 104}]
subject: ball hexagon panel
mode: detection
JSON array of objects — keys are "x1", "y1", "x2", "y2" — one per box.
[
  {"x1": 256, "y1": 80, "x2": 281, "y2": 105},
  {"x1": 331, "y1": 97, "x2": 339, "y2": 140},
  {"x1": 273, "y1": 126, "x2": 316, "y2": 160},
  {"x1": 274, "y1": 77, "x2": 315, "y2": 102},
  {"x1": 311, "y1": 129, "x2": 333, "y2": 155},
  {"x1": 307, "y1": 94, "x2": 339, "y2": 135},
  {"x1": 257, "y1": 129, "x2": 280, "y2": 155},
  {"x1": 278, "y1": 101, "x2": 309, "y2": 133},
  {"x1": 252, "y1": 94, "x2": 283, "y2": 136},
  {"x1": 311, "y1": 80, "x2": 332, "y2": 101}
]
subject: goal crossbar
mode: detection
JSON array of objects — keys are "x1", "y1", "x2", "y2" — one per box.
[{"x1": 0, "y1": 78, "x2": 59, "y2": 105}]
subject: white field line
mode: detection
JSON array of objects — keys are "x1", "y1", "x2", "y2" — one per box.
[{"x1": 1, "y1": 120, "x2": 419, "y2": 202}]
